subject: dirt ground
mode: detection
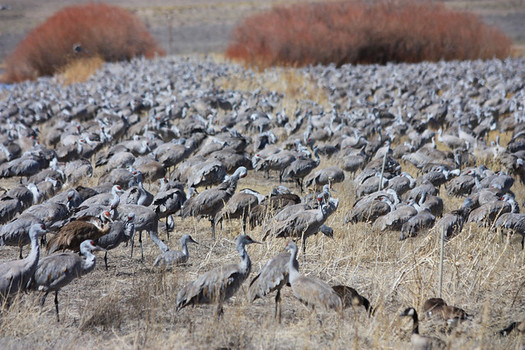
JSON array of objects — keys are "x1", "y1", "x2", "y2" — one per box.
[{"x1": 0, "y1": 0, "x2": 524, "y2": 63}]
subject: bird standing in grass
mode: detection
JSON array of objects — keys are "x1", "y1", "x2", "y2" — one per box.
[
  {"x1": 247, "y1": 250, "x2": 297, "y2": 322},
  {"x1": 0, "y1": 224, "x2": 46, "y2": 302},
  {"x1": 153, "y1": 234, "x2": 198, "y2": 267},
  {"x1": 176, "y1": 234, "x2": 260, "y2": 319},
  {"x1": 30, "y1": 240, "x2": 105, "y2": 322},
  {"x1": 285, "y1": 241, "x2": 342, "y2": 313}
]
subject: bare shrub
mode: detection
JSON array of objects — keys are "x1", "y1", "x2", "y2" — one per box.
[
  {"x1": 2, "y1": 3, "x2": 165, "y2": 83},
  {"x1": 226, "y1": 0, "x2": 511, "y2": 67}
]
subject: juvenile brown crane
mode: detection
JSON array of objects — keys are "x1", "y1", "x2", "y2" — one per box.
[
  {"x1": 46, "y1": 211, "x2": 112, "y2": 253},
  {"x1": 176, "y1": 234, "x2": 260, "y2": 318}
]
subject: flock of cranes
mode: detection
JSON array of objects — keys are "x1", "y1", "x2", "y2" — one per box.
[{"x1": 0, "y1": 53, "x2": 524, "y2": 348}]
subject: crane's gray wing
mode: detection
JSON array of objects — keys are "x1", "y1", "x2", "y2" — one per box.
[{"x1": 32, "y1": 254, "x2": 81, "y2": 291}]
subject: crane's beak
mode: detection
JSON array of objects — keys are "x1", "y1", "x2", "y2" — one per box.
[
  {"x1": 189, "y1": 237, "x2": 199, "y2": 245},
  {"x1": 93, "y1": 245, "x2": 107, "y2": 252}
]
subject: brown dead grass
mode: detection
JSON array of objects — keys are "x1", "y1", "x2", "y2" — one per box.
[
  {"x1": 0, "y1": 167, "x2": 523, "y2": 349},
  {"x1": 58, "y1": 56, "x2": 105, "y2": 85}
]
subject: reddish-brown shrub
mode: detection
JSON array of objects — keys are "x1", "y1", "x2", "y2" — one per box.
[
  {"x1": 226, "y1": 0, "x2": 511, "y2": 67},
  {"x1": 3, "y1": 3, "x2": 165, "y2": 83}
]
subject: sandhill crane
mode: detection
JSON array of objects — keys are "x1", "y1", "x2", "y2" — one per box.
[
  {"x1": 262, "y1": 197, "x2": 339, "y2": 255},
  {"x1": 176, "y1": 235, "x2": 260, "y2": 318},
  {"x1": 153, "y1": 234, "x2": 198, "y2": 267},
  {"x1": 0, "y1": 213, "x2": 45, "y2": 258},
  {"x1": 346, "y1": 195, "x2": 393, "y2": 224},
  {"x1": 0, "y1": 224, "x2": 46, "y2": 302},
  {"x1": 152, "y1": 185, "x2": 186, "y2": 238},
  {"x1": 434, "y1": 197, "x2": 475, "y2": 239},
  {"x1": 30, "y1": 240, "x2": 105, "y2": 322},
  {"x1": 46, "y1": 211, "x2": 112, "y2": 253},
  {"x1": 181, "y1": 166, "x2": 247, "y2": 239},
  {"x1": 373, "y1": 199, "x2": 417, "y2": 232},
  {"x1": 121, "y1": 170, "x2": 153, "y2": 206},
  {"x1": 446, "y1": 171, "x2": 477, "y2": 197},
  {"x1": 282, "y1": 148, "x2": 320, "y2": 192},
  {"x1": 80, "y1": 184, "x2": 124, "y2": 207},
  {"x1": 253, "y1": 150, "x2": 296, "y2": 182},
  {"x1": 247, "y1": 250, "x2": 298, "y2": 322},
  {"x1": 248, "y1": 191, "x2": 301, "y2": 228},
  {"x1": 399, "y1": 307, "x2": 446, "y2": 350},
  {"x1": 331, "y1": 285, "x2": 374, "y2": 315},
  {"x1": 467, "y1": 197, "x2": 512, "y2": 226},
  {"x1": 0, "y1": 195, "x2": 22, "y2": 224},
  {"x1": 285, "y1": 241, "x2": 342, "y2": 313},
  {"x1": 494, "y1": 212, "x2": 525, "y2": 249},
  {"x1": 215, "y1": 189, "x2": 262, "y2": 233},
  {"x1": 2, "y1": 183, "x2": 41, "y2": 210},
  {"x1": 304, "y1": 166, "x2": 345, "y2": 189},
  {"x1": 113, "y1": 203, "x2": 167, "y2": 260},
  {"x1": 422, "y1": 298, "x2": 472, "y2": 327},
  {"x1": 95, "y1": 213, "x2": 135, "y2": 270},
  {"x1": 400, "y1": 207, "x2": 436, "y2": 240}
]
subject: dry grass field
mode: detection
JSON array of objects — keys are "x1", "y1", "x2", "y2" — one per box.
[{"x1": 0, "y1": 60, "x2": 524, "y2": 349}]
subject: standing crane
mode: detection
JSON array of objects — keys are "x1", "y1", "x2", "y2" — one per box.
[
  {"x1": 247, "y1": 250, "x2": 298, "y2": 322},
  {"x1": 153, "y1": 234, "x2": 198, "y2": 267},
  {"x1": 262, "y1": 197, "x2": 339, "y2": 255},
  {"x1": 46, "y1": 211, "x2": 112, "y2": 253},
  {"x1": 30, "y1": 240, "x2": 105, "y2": 322},
  {"x1": 181, "y1": 166, "x2": 247, "y2": 239},
  {"x1": 0, "y1": 224, "x2": 46, "y2": 302},
  {"x1": 176, "y1": 234, "x2": 260, "y2": 318},
  {"x1": 285, "y1": 241, "x2": 342, "y2": 313},
  {"x1": 95, "y1": 213, "x2": 135, "y2": 270}
]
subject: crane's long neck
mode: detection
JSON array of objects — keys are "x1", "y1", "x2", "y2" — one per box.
[
  {"x1": 237, "y1": 243, "x2": 251, "y2": 275},
  {"x1": 26, "y1": 231, "x2": 41, "y2": 275},
  {"x1": 81, "y1": 250, "x2": 97, "y2": 275},
  {"x1": 111, "y1": 188, "x2": 121, "y2": 205},
  {"x1": 181, "y1": 241, "x2": 189, "y2": 258},
  {"x1": 287, "y1": 246, "x2": 300, "y2": 283}
]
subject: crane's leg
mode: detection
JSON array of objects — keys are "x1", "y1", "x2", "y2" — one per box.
[
  {"x1": 275, "y1": 289, "x2": 282, "y2": 323},
  {"x1": 301, "y1": 232, "x2": 307, "y2": 264},
  {"x1": 216, "y1": 303, "x2": 224, "y2": 321},
  {"x1": 104, "y1": 251, "x2": 109, "y2": 271},
  {"x1": 40, "y1": 292, "x2": 48, "y2": 308},
  {"x1": 165, "y1": 219, "x2": 170, "y2": 241},
  {"x1": 19, "y1": 246, "x2": 23, "y2": 259},
  {"x1": 139, "y1": 231, "x2": 144, "y2": 261},
  {"x1": 210, "y1": 218, "x2": 216, "y2": 240},
  {"x1": 54, "y1": 291, "x2": 60, "y2": 322},
  {"x1": 242, "y1": 215, "x2": 247, "y2": 234},
  {"x1": 130, "y1": 228, "x2": 136, "y2": 258}
]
